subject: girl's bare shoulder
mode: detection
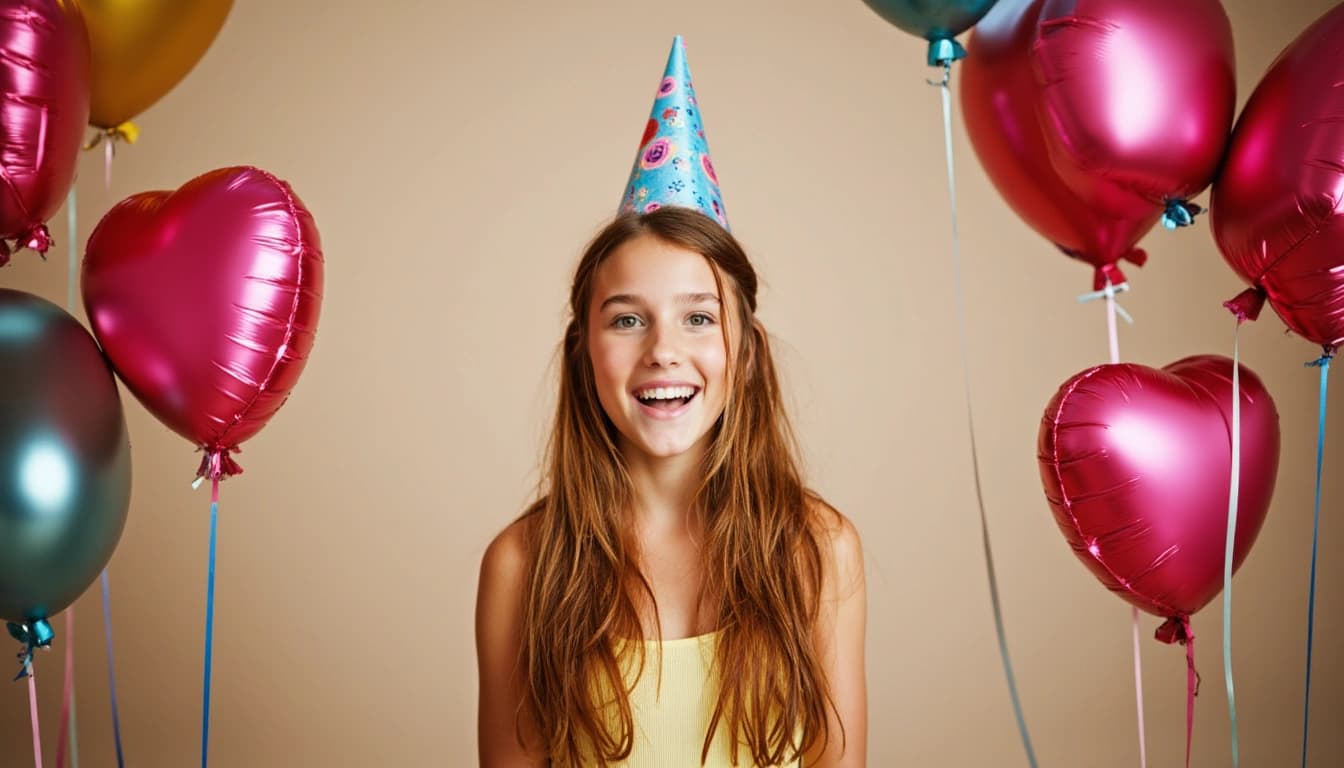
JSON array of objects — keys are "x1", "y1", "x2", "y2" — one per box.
[{"x1": 806, "y1": 493, "x2": 864, "y2": 598}]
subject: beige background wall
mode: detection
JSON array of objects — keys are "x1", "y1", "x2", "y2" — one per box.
[{"x1": 1, "y1": 0, "x2": 1341, "y2": 764}]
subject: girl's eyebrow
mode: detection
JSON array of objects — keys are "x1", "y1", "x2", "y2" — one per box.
[
  {"x1": 678, "y1": 292, "x2": 721, "y2": 306},
  {"x1": 599, "y1": 292, "x2": 720, "y2": 311}
]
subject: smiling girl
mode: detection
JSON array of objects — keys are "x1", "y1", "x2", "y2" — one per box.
[{"x1": 475, "y1": 38, "x2": 866, "y2": 768}]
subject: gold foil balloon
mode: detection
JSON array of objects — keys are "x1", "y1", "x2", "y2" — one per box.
[{"x1": 77, "y1": 0, "x2": 233, "y2": 129}]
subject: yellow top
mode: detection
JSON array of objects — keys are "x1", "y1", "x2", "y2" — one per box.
[{"x1": 589, "y1": 631, "x2": 801, "y2": 768}]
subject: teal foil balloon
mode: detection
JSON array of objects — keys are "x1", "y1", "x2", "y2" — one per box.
[
  {"x1": 860, "y1": 0, "x2": 1001, "y2": 63},
  {"x1": 0, "y1": 289, "x2": 130, "y2": 627}
]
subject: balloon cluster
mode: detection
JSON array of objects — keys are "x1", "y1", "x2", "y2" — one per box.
[
  {"x1": 0, "y1": 0, "x2": 323, "y2": 674},
  {"x1": 866, "y1": 0, "x2": 1344, "y2": 679}
]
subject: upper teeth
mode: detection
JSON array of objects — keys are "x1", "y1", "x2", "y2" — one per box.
[{"x1": 637, "y1": 386, "x2": 695, "y2": 400}]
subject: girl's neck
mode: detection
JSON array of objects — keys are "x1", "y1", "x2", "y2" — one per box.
[{"x1": 621, "y1": 440, "x2": 708, "y2": 529}]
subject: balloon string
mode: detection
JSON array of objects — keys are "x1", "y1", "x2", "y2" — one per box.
[
  {"x1": 58, "y1": 190, "x2": 81, "y2": 768},
  {"x1": 933, "y1": 64, "x2": 1038, "y2": 768},
  {"x1": 103, "y1": 141, "x2": 112, "y2": 190},
  {"x1": 1104, "y1": 284, "x2": 1121, "y2": 365},
  {"x1": 1301, "y1": 350, "x2": 1332, "y2": 767},
  {"x1": 1131, "y1": 607, "x2": 1147, "y2": 768},
  {"x1": 29, "y1": 658, "x2": 43, "y2": 768},
  {"x1": 65, "y1": 188, "x2": 76, "y2": 311},
  {"x1": 100, "y1": 571, "x2": 125, "y2": 768},
  {"x1": 1223, "y1": 319, "x2": 1244, "y2": 767},
  {"x1": 1103, "y1": 281, "x2": 1148, "y2": 768},
  {"x1": 55, "y1": 610, "x2": 75, "y2": 768},
  {"x1": 202, "y1": 475, "x2": 220, "y2": 768},
  {"x1": 1185, "y1": 620, "x2": 1198, "y2": 768}
]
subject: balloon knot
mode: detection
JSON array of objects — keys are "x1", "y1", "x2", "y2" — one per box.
[
  {"x1": 83, "y1": 121, "x2": 139, "y2": 152},
  {"x1": 0, "y1": 226, "x2": 53, "y2": 265},
  {"x1": 19, "y1": 225, "x2": 52, "y2": 255},
  {"x1": 1161, "y1": 199, "x2": 1204, "y2": 230},
  {"x1": 1307, "y1": 348, "x2": 1335, "y2": 368},
  {"x1": 1091, "y1": 262, "x2": 1129, "y2": 292},
  {"x1": 1154, "y1": 615, "x2": 1192, "y2": 645},
  {"x1": 1223, "y1": 286, "x2": 1266, "y2": 323},
  {"x1": 7, "y1": 619, "x2": 53, "y2": 681},
  {"x1": 926, "y1": 37, "x2": 966, "y2": 67},
  {"x1": 195, "y1": 446, "x2": 243, "y2": 483}
]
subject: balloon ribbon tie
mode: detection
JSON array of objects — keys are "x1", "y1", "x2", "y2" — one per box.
[
  {"x1": 1162, "y1": 199, "x2": 1204, "y2": 230},
  {"x1": 1078, "y1": 280, "x2": 1134, "y2": 324},
  {"x1": 8, "y1": 620, "x2": 53, "y2": 681},
  {"x1": 81, "y1": 122, "x2": 139, "y2": 152},
  {"x1": 192, "y1": 447, "x2": 243, "y2": 488}
]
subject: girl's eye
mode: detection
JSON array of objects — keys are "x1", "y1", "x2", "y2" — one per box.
[
  {"x1": 688, "y1": 312, "x2": 715, "y2": 327},
  {"x1": 613, "y1": 315, "x2": 642, "y2": 329}
]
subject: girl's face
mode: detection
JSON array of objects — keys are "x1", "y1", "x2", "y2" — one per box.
[{"x1": 586, "y1": 234, "x2": 733, "y2": 465}]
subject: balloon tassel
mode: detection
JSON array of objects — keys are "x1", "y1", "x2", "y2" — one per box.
[
  {"x1": 933, "y1": 63, "x2": 1038, "y2": 768},
  {"x1": 100, "y1": 571, "x2": 125, "y2": 768},
  {"x1": 1224, "y1": 319, "x2": 1244, "y2": 767},
  {"x1": 1301, "y1": 349, "x2": 1333, "y2": 767}
]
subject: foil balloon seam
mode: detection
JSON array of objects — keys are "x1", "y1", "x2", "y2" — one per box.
[
  {"x1": 210, "y1": 168, "x2": 311, "y2": 452},
  {"x1": 1245, "y1": 200, "x2": 1340, "y2": 289},
  {"x1": 1043, "y1": 365, "x2": 1184, "y2": 619}
]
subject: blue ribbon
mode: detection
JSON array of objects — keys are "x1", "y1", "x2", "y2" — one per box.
[
  {"x1": 1301, "y1": 350, "x2": 1332, "y2": 767},
  {"x1": 100, "y1": 571, "x2": 126, "y2": 768},
  {"x1": 8, "y1": 619, "x2": 54, "y2": 681},
  {"x1": 202, "y1": 492, "x2": 219, "y2": 768},
  {"x1": 932, "y1": 63, "x2": 1039, "y2": 767}
]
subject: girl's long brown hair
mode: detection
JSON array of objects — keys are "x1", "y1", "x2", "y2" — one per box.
[{"x1": 519, "y1": 207, "x2": 837, "y2": 766}]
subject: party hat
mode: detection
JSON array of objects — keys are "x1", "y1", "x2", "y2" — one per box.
[{"x1": 619, "y1": 36, "x2": 728, "y2": 230}]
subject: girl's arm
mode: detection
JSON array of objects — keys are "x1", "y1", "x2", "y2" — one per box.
[
  {"x1": 805, "y1": 507, "x2": 868, "y2": 768},
  {"x1": 476, "y1": 520, "x2": 548, "y2": 767}
]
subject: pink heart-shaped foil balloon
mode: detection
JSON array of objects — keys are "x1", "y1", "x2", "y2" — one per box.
[
  {"x1": 82, "y1": 167, "x2": 323, "y2": 476},
  {"x1": 1038, "y1": 355, "x2": 1280, "y2": 623}
]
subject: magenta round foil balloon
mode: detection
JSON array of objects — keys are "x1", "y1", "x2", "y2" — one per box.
[
  {"x1": 1212, "y1": 3, "x2": 1344, "y2": 351},
  {"x1": 0, "y1": 0, "x2": 90, "y2": 262},
  {"x1": 1038, "y1": 355, "x2": 1280, "y2": 620},
  {"x1": 1030, "y1": 0, "x2": 1235, "y2": 219},
  {"x1": 961, "y1": 0, "x2": 1159, "y2": 290},
  {"x1": 82, "y1": 167, "x2": 323, "y2": 474}
]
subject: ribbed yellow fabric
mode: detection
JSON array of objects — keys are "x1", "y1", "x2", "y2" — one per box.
[{"x1": 591, "y1": 631, "x2": 802, "y2": 768}]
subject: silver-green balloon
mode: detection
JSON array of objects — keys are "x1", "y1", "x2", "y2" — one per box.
[
  {"x1": 861, "y1": 0, "x2": 1001, "y2": 63},
  {"x1": 0, "y1": 289, "x2": 130, "y2": 625}
]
